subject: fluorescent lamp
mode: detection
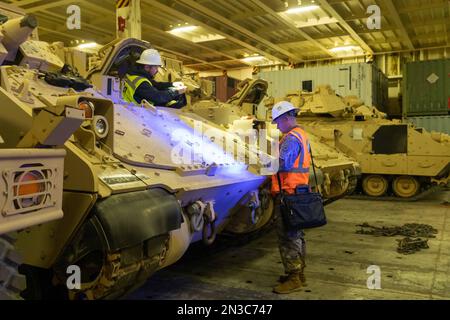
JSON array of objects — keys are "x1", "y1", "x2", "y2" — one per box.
[
  {"x1": 241, "y1": 55, "x2": 265, "y2": 62},
  {"x1": 170, "y1": 26, "x2": 197, "y2": 33},
  {"x1": 329, "y1": 45, "x2": 360, "y2": 53},
  {"x1": 77, "y1": 42, "x2": 98, "y2": 49},
  {"x1": 285, "y1": 5, "x2": 319, "y2": 14}
]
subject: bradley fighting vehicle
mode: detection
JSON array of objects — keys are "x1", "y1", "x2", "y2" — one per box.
[
  {"x1": 0, "y1": 8, "x2": 87, "y2": 299},
  {"x1": 0, "y1": 146, "x2": 65, "y2": 300},
  {"x1": 123, "y1": 52, "x2": 360, "y2": 202},
  {"x1": 87, "y1": 42, "x2": 360, "y2": 201},
  {"x1": 0, "y1": 5, "x2": 278, "y2": 299},
  {"x1": 269, "y1": 85, "x2": 450, "y2": 199},
  {"x1": 185, "y1": 78, "x2": 361, "y2": 201},
  {"x1": 0, "y1": 144, "x2": 68, "y2": 300}
]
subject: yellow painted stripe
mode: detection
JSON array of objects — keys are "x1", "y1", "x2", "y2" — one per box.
[{"x1": 116, "y1": 0, "x2": 129, "y2": 8}]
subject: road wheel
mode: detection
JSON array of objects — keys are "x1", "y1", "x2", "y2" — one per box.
[
  {"x1": 392, "y1": 176, "x2": 420, "y2": 198},
  {"x1": 362, "y1": 175, "x2": 388, "y2": 197},
  {"x1": 0, "y1": 234, "x2": 26, "y2": 300}
]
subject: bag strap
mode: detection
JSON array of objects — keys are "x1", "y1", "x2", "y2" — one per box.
[
  {"x1": 309, "y1": 144, "x2": 319, "y2": 190},
  {"x1": 277, "y1": 143, "x2": 319, "y2": 197},
  {"x1": 276, "y1": 172, "x2": 285, "y2": 201}
]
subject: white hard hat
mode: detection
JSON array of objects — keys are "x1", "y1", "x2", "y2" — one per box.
[
  {"x1": 271, "y1": 101, "x2": 298, "y2": 123},
  {"x1": 136, "y1": 49, "x2": 163, "y2": 66}
]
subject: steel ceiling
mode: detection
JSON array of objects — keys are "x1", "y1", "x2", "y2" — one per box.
[{"x1": 3, "y1": 0, "x2": 449, "y2": 71}]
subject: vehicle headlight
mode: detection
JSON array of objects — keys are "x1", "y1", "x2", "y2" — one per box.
[
  {"x1": 13, "y1": 170, "x2": 46, "y2": 209},
  {"x1": 93, "y1": 115, "x2": 109, "y2": 139},
  {"x1": 78, "y1": 101, "x2": 94, "y2": 119}
]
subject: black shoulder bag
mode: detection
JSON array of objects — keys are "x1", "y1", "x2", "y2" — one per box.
[{"x1": 276, "y1": 146, "x2": 327, "y2": 230}]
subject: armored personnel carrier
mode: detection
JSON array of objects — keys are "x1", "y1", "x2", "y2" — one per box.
[
  {"x1": 0, "y1": 147, "x2": 65, "y2": 300},
  {"x1": 64, "y1": 40, "x2": 361, "y2": 223},
  {"x1": 274, "y1": 85, "x2": 450, "y2": 199},
  {"x1": 0, "y1": 9, "x2": 87, "y2": 300},
  {"x1": 185, "y1": 78, "x2": 361, "y2": 201},
  {"x1": 0, "y1": 6, "x2": 276, "y2": 300},
  {"x1": 135, "y1": 53, "x2": 361, "y2": 201}
]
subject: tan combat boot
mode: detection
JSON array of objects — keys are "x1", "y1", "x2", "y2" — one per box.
[
  {"x1": 299, "y1": 271, "x2": 307, "y2": 287},
  {"x1": 273, "y1": 272, "x2": 303, "y2": 294},
  {"x1": 279, "y1": 271, "x2": 307, "y2": 286}
]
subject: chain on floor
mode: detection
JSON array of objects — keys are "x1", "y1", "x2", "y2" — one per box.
[{"x1": 356, "y1": 223, "x2": 438, "y2": 254}]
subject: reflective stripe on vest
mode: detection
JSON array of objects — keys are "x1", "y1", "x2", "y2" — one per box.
[
  {"x1": 271, "y1": 127, "x2": 311, "y2": 195},
  {"x1": 122, "y1": 74, "x2": 178, "y2": 107},
  {"x1": 122, "y1": 74, "x2": 152, "y2": 105}
]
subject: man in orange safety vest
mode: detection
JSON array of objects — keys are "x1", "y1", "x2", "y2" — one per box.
[{"x1": 271, "y1": 101, "x2": 311, "y2": 294}]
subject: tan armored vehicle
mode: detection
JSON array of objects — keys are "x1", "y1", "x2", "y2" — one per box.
[
  {"x1": 272, "y1": 85, "x2": 450, "y2": 199},
  {"x1": 0, "y1": 6, "x2": 276, "y2": 299},
  {"x1": 0, "y1": 9, "x2": 86, "y2": 299},
  {"x1": 0, "y1": 144, "x2": 83, "y2": 300},
  {"x1": 143, "y1": 54, "x2": 360, "y2": 200},
  {"x1": 184, "y1": 78, "x2": 361, "y2": 201},
  {"x1": 0, "y1": 147, "x2": 65, "y2": 300}
]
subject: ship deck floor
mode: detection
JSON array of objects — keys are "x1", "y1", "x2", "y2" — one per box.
[{"x1": 127, "y1": 190, "x2": 450, "y2": 300}]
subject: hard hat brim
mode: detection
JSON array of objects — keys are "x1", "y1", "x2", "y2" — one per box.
[
  {"x1": 271, "y1": 108, "x2": 299, "y2": 124},
  {"x1": 271, "y1": 115, "x2": 282, "y2": 124},
  {"x1": 136, "y1": 60, "x2": 162, "y2": 66}
]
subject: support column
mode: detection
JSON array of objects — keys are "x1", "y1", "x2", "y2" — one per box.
[{"x1": 116, "y1": 0, "x2": 141, "y2": 40}]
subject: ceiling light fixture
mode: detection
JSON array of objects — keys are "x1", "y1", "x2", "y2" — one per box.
[
  {"x1": 285, "y1": 5, "x2": 319, "y2": 14},
  {"x1": 241, "y1": 55, "x2": 265, "y2": 62},
  {"x1": 329, "y1": 45, "x2": 360, "y2": 52},
  {"x1": 169, "y1": 25, "x2": 198, "y2": 33},
  {"x1": 77, "y1": 42, "x2": 98, "y2": 49}
]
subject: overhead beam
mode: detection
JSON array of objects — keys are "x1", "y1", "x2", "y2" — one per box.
[
  {"x1": 9, "y1": 0, "x2": 45, "y2": 7},
  {"x1": 228, "y1": 9, "x2": 267, "y2": 22},
  {"x1": 294, "y1": 17, "x2": 338, "y2": 28},
  {"x1": 33, "y1": 10, "x2": 115, "y2": 38},
  {"x1": 447, "y1": 0, "x2": 450, "y2": 46},
  {"x1": 184, "y1": 59, "x2": 248, "y2": 68},
  {"x1": 411, "y1": 30, "x2": 450, "y2": 42},
  {"x1": 341, "y1": 13, "x2": 374, "y2": 22},
  {"x1": 404, "y1": 18, "x2": 449, "y2": 28},
  {"x1": 274, "y1": 27, "x2": 395, "y2": 46},
  {"x1": 382, "y1": 0, "x2": 414, "y2": 50},
  {"x1": 38, "y1": 26, "x2": 90, "y2": 41},
  {"x1": 144, "y1": 0, "x2": 289, "y2": 64},
  {"x1": 398, "y1": 2, "x2": 448, "y2": 14},
  {"x1": 316, "y1": 0, "x2": 374, "y2": 55},
  {"x1": 78, "y1": 0, "x2": 115, "y2": 16},
  {"x1": 175, "y1": 0, "x2": 300, "y2": 62},
  {"x1": 152, "y1": 45, "x2": 225, "y2": 70},
  {"x1": 355, "y1": 0, "x2": 366, "y2": 13},
  {"x1": 142, "y1": 24, "x2": 250, "y2": 65},
  {"x1": 248, "y1": 0, "x2": 335, "y2": 59},
  {"x1": 17, "y1": 0, "x2": 79, "y2": 13},
  {"x1": 42, "y1": 0, "x2": 235, "y2": 70}
]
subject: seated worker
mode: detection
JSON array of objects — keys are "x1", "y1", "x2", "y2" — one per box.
[{"x1": 122, "y1": 48, "x2": 187, "y2": 108}]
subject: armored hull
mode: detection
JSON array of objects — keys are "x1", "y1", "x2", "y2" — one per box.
[
  {"x1": 187, "y1": 79, "x2": 361, "y2": 201},
  {"x1": 283, "y1": 85, "x2": 450, "y2": 199},
  {"x1": 0, "y1": 8, "x2": 274, "y2": 299}
]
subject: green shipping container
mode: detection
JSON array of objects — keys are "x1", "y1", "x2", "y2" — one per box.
[{"x1": 403, "y1": 59, "x2": 450, "y2": 116}]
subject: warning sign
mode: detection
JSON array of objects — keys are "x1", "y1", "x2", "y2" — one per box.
[{"x1": 116, "y1": 0, "x2": 130, "y2": 8}]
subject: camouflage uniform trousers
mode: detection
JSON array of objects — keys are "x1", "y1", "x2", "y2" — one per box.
[{"x1": 274, "y1": 195, "x2": 306, "y2": 274}]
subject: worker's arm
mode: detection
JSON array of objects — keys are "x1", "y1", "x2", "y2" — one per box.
[
  {"x1": 279, "y1": 135, "x2": 301, "y2": 171},
  {"x1": 150, "y1": 80, "x2": 173, "y2": 90},
  {"x1": 134, "y1": 81, "x2": 182, "y2": 106}
]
